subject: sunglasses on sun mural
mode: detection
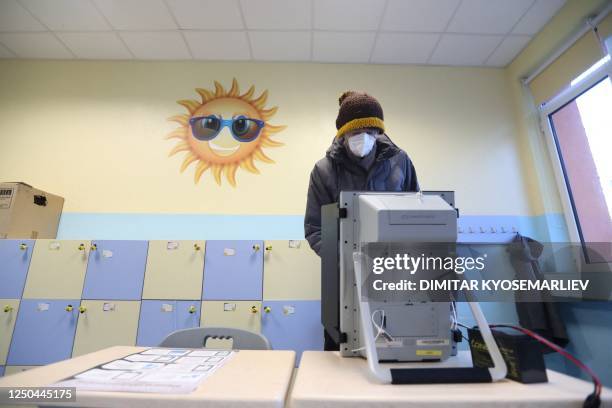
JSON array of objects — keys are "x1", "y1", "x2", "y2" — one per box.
[{"x1": 189, "y1": 115, "x2": 266, "y2": 142}]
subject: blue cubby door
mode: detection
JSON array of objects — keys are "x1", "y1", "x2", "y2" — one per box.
[
  {"x1": 7, "y1": 299, "x2": 80, "y2": 365},
  {"x1": 82, "y1": 241, "x2": 148, "y2": 300},
  {"x1": 0, "y1": 240, "x2": 34, "y2": 298},
  {"x1": 203, "y1": 241, "x2": 263, "y2": 300},
  {"x1": 176, "y1": 300, "x2": 201, "y2": 332},
  {"x1": 136, "y1": 300, "x2": 201, "y2": 347},
  {"x1": 261, "y1": 300, "x2": 323, "y2": 364},
  {"x1": 0, "y1": 366, "x2": 4, "y2": 376}
]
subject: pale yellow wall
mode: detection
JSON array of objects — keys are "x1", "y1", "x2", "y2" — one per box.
[
  {"x1": 505, "y1": 0, "x2": 609, "y2": 215},
  {"x1": 0, "y1": 60, "x2": 528, "y2": 216}
]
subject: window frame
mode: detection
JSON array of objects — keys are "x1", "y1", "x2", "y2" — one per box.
[{"x1": 538, "y1": 57, "x2": 611, "y2": 246}]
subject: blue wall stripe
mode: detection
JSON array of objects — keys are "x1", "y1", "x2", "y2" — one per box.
[
  {"x1": 57, "y1": 214, "x2": 305, "y2": 240},
  {"x1": 57, "y1": 212, "x2": 568, "y2": 242}
]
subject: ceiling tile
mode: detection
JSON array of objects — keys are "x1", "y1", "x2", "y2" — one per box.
[
  {"x1": 166, "y1": 0, "x2": 244, "y2": 30},
  {"x1": 93, "y1": 0, "x2": 177, "y2": 30},
  {"x1": 313, "y1": 32, "x2": 375, "y2": 63},
  {"x1": 0, "y1": 42, "x2": 17, "y2": 58},
  {"x1": 381, "y1": 0, "x2": 460, "y2": 32},
  {"x1": 314, "y1": 0, "x2": 385, "y2": 31},
  {"x1": 371, "y1": 33, "x2": 440, "y2": 64},
  {"x1": 184, "y1": 31, "x2": 250, "y2": 60},
  {"x1": 429, "y1": 34, "x2": 503, "y2": 66},
  {"x1": 57, "y1": 32, "x2": 132, "y2": 59},
  {"x1": 0, "y1": 32, "x2": 73, "y2": 58},
  {"x1": 0, "y1": 0, "x2": 46, "y2": 31},
  {"x1": 120, "y1": 31, "x2": 190, "y2": 59},
  {"x1": 240, "y1": 0, "x2": 311, "y2": 30},
  {"x1": 447, "y1": 0, "x2": 534, "y2": 34},
  {"x1": 20, "y1": 0, "x2": 110, "y2": 31},
  {"x1": 512, "y1": 0, "x2": 566, "y2": 35},
  {"x1": 485, "y1": 35, "x2": 531, "y2": 66},
  {"x1": 249, "y1": 31, "x2": 310, "y2": 61}
]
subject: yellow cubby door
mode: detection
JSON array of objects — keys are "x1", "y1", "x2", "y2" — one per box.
[
  {"x1": 263, "y1": 240, "x2": 320, "y2": 300},
  {"x1": 142, "y1": 241, "x2": 205, "y2": 300},
  {"x1": 72, "y1": 300, "x2": 140, "y2": 357},
  {"x1": 0, "y1": 300, "x2": 20, "y2": 365},
  {"x1": 22, "y1": 240, "x2": 90, "y2": 299},
  {"x1": 200, "y1": 301, "x2": 262, "y2": 334}
]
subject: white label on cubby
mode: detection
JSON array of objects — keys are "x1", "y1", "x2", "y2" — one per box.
[
  {"x1": 288, "y1": 240, "x2": 301, "y2": 248},
  {"x1": 161, "y1": 303, "x2": 174, "y2": 312},
  {"x1": 48, "y1": 242, "x2": 61, "y2": 250},
  {"x1": 167, "y1": 241, "x2": 179, "y2": 250},
  {"x1": 37, "y1": 303, "x2": 50, "y2": 311},
  {"x1": 223, "y1": 248, "x2": 235, "y2": 256},
  {"x1": 223, "y1": 303, "x2": 236, "y2": 312},
  {"x1": 102, "y1": 249, "x2": 113, "y2": 258},
  {"x1": 103, "y1": 303, "x2": 116, "y2": 312},
  {"x1": 283, "y1": 305, "x2": 295, "y2": 315}
]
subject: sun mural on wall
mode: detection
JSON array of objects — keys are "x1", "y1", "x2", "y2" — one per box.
[{"x1": 166, "y1": 78, "x2": 286, "y2": 187}]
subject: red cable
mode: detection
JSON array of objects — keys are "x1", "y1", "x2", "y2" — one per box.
[{"x1": 489, "y1": 324, "x2": 602, "y2": 398}]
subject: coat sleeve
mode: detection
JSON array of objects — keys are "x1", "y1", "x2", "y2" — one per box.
[
  {"x1": 304, "y1": 164, "x2": 334, "y2": 256},
  {"x1": 404, "y1": 155, "x2": 420, "y2": 192}
]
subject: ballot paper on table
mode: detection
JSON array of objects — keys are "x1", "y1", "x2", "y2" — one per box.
[{"x1": 52, "y1": 348, "x2": 234, "y2": 394}]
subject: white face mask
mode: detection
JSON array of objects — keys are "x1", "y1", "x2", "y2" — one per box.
[{"x1": 347, "y1": 132, "x2": 376, "y2": 157}]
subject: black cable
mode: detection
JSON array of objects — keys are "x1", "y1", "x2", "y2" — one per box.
[{"x1": 489, "y1": 324, "x2": 601, "y2": 408}]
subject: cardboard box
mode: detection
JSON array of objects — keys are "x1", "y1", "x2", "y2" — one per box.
[{"x1": 0, "y1": 182, "x2": 64, "y2": 239}]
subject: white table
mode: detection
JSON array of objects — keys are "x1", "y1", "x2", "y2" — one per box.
[
  {"x1": 0, "y1": 346, "x2": 296, "y2": 408},
  {"x1": 289, "y1": 351, "x2": 612, "y2": 407}
]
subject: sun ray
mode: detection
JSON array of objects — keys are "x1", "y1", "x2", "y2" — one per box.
[
  {"x1": 228, "y1": 78, "x2": 239, "y2": 97},
  {"x1": 196, "y1": 88, "x2": 214, "y2": 103},
  {"x1": 241, "y1": 85, "x2": 255, "y2": 100},
  {"x1": 177, "y1": 99, "x2": 200, "y2": 114},
  {"x1": 253, "y1": 148, "x2": 275, "y2": 163},
  {"x1": 252, "y1": 90, "x2": 268, "y2": 110},
  {"x1": 240, "y1": 156, "x2": 260, "y2": 174},
  {"x1": 212, "y1": 164, "x2": 223, "y2": 185},
  {"x1": 194, "y1": 161, "x2": 211, "y2": 183},
  {"x1": 260, "y1": 106, "x2": 278, "y2": 120},
  {"x1": 214, "y1": 81, "x2": 225, "y2": 97},
  {"x1": 261, "y1": 137, "x2": 284, "y2": 147},
  {"x1": 165, "y1": 128, "x2": 186, "y2": 140},
  {"x1": 181, "y1": 153, "x2": 198, "y2": 173},
  {"x1": 168, "y1": 114, "x2": 189, "y2": 125},
  {"x1": 168, "y1": 142, "x2": 190, "y2": 157},
  {"x1": 265, "y1": 124, "x2": 287, "y2": 134},
  {"x1": 224, "y1": 163, "x2": 239, "y2": 187}
]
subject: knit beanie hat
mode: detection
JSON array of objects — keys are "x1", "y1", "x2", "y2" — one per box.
[{"x1": 335, "y1": 91, "x2": 385, "y2": 138}]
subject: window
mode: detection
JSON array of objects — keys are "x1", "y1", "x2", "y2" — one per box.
[{"x1": 541, "y1": 56, "x2": 611, "y2": 263}]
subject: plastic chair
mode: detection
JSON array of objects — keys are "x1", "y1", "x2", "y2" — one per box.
[{"x1": 159, "y1": 327, "x2": 271, "y2": 350}]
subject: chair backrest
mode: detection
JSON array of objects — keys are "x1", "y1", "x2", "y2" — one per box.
[{"x1": 159, "y1": 327, "x2": 271, "y2": 350}]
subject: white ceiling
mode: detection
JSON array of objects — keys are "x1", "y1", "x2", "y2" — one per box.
[{"x1": 0, "y1": 0, "x2": 566, "y2": 67}]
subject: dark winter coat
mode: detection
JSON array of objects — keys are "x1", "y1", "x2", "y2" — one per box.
[{"x1": 304, "y1": 134, "x2": 419, "y2": 255}]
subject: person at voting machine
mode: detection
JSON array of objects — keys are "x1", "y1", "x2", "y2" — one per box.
[{"x1": 303, "y1": 91, "x2": 420, "y2": 351}]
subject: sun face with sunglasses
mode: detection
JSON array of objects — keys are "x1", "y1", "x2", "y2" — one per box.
[{"x1": 166, "y1": 79, "x2": 285, "y2": 187}]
